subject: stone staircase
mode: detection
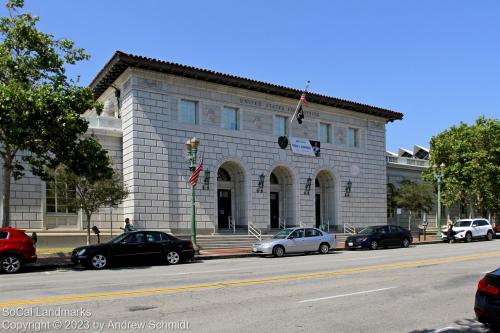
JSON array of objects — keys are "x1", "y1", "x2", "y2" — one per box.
[{"x1": 176, "y1": 230, "x2": 352, "y2": 250}]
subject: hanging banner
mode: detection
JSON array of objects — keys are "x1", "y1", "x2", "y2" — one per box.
[{"x1": 289, "y1": 137, "x2": 315, "y2": 156}]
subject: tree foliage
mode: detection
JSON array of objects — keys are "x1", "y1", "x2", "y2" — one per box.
[
  {"x1": 423, "y1": 116, "x2": 500, "y2": 217},
  {"x1": 53, "y1": 165, "x2": 129, "y2": 245},
  {"x1": 0, "y1": 0, "x2": 107, "y2": 226},
  {"x1": 394, "y1": 180, "x2": 434, "y2": 214}
]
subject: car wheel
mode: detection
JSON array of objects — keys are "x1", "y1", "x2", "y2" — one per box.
[
  {"x1": 1, "y1": 255, "x2": 22, "y2": 274},
  {"x1": 402, "y1": 238, "x2": 410, "y2": 248},
  {"x1": 319, "y1": 243, "x2": 330, "y2": 254},
  {"x1": 166, "y1": 251, "x2": 181, "y2": 265},
  {"x1": 486, "y1": 231, "x2": 493, "y2": 241},
  {"x1": 90, "y1": 254, "x2": 108, "y2": 270},
  {"x1": 272, "y1": 245, "x2": 285, "y2": 258},
  {"x1": 465, "y1": 232, "x2": 472, "y2": 243},
  {"x1": 369, "y1": 240, "x2": 379, "y2": 250}
]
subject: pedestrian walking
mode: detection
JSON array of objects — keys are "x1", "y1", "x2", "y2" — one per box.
[{"x1": 120, "y1": 218, "x2": 135, "y2": 233}]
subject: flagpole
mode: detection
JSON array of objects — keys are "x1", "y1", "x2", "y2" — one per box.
[
  {"x1": 290, "y1": 80, "x2": 310, "y2": 123},
  {"x1": 186, "y1": 137, "x2": 200, "y2": 252}
]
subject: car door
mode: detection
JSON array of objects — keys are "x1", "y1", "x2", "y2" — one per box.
[
  {"x1": 285, "y1": 229, "x2": 305, "y2": 253},
  {"x1": 471, "y1": 221, "x2": 481, "y2": 238},
  {"x1": 377, "y1": 226, "x2": 391, "y2": 247},
  {"x1": 145, "y1": 232, "x2": 165, "y2": 261},
  {"x1": 112, "y1": 232, "x2": 149, "y2": 261},
  {"x1": 388, "y1": 225, "x2": 403, "y2": 246},
  {"x1": 304, "y1": 228, "x2": 322, "y2": 251}
]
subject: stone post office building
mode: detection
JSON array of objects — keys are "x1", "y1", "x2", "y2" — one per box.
[{"x1": 1, "y1": 51, "x2": 403, "y2": 235}]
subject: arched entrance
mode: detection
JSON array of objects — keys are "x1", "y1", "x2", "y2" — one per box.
[
  {"x1": 217, "y1": 162, "x2": 247, "y2": 230},
  {"x1": 315, "y1": 170, "x2": 335, "y2": 228},
  {"x1": 269, "y1": 166, "x2": 295, "y2": 228}
]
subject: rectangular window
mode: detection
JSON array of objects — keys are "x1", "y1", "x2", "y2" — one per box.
[
  {"x1": 46, "y1": 176, "x2": 76, "y2": 214},
  {"x1": 180, "y1": 100, "x2": 198, "y2": 125},
  {"x1": 320, "y1": 123, "x2": 331, "y2": 143},
  {"x1": 274, "y1": 115, "x2": 287, "y2": 136},
  {"x1": 348, "y1": 128, "x2": 359, "y2": 147},
  {"x1": 222, "y1": 106, "x2": 238, "y2": 130}
]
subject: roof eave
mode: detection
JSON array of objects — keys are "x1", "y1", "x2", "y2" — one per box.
[{"x1": 90, "y1": 51, "x2": 404, "y2": 121}]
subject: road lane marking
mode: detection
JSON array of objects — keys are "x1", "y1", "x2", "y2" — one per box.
[
  {"x1": 299, "y1": 287, "x2": 396, "y2": 303},
  {"x1": 1, "y1": 251, "x2": 499, "y2": 307},
  {"x1": 158, "y1": 268, "x2": 241, "y2": 276}
]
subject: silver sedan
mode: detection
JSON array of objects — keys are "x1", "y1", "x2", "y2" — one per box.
[{"x1": 252, "y1": 227, "x2": 336, "y2": 257}]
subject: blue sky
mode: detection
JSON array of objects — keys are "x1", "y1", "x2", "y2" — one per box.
[{"x1": 18, "y1": 0, "x2": 500, "y2": 152}]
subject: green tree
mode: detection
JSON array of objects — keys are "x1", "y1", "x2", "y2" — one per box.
[
  {"x1": 0, "y1": 0, "x2": 106, "y2": 227},
  {"x1": 394, "y1": 181, "x2": 434, "y2": 229},
  {"x1": 423, "y1": 117, "x2": 500, "y2": 218},
  {"x1": 53, "y1": 165, "x2": 129, "y2": 245}
]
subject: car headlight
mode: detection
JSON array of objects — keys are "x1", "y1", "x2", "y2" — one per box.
[
  {"x1": 261, "y1": 243, "x2": 271, "y2": 248},
  {"x1": 76, "y1": 249, "x2": 86, "y2": 256}
]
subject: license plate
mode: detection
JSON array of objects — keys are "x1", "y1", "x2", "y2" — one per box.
[{"x1": 348, "y1": 242, "x2": 353, "y2": 246}]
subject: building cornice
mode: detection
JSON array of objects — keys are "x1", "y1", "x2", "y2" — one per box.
[{"x1": 90, "y1": 51, "x2": 404, "y2": 122}]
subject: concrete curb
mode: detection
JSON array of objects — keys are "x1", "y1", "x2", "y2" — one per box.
[{"x1": 30, "y1": 240, "x2": 444, "y2": 271}]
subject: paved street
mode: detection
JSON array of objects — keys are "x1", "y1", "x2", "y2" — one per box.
[{"x1": 1, "y1": 241, "x2": 499, "y2": 332}]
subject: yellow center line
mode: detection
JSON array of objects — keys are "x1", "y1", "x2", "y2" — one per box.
[{"x1": 1, "y1": 251, "x2": 499, "y2": 307}]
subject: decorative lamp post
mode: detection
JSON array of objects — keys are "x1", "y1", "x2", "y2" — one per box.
[
  {"x1": 433, "y1": 163, "x2": 445, "y2": 232},
  {"x1": 186, "y1": 137, "x2": 200, "y2": 250},
  {"x1": 304, "y1": 177, "x2": 312, "y2": 195},
  {"x1": 345, "y1": 179, "x2": 352, "y2": 197}
]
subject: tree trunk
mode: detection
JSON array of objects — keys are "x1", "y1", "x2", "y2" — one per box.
[
  {"x1": 2, "y1": 160, "x2": 12, "y2": 228},
  {"x1": 86, "y1": 213, "x2": 91, "y2": 245}
]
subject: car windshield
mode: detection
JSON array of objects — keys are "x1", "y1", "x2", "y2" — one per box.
[
  {"x1": 454, "y1": 220, "x2": 471, "y2": 227},
  {"x1": 110, "y1": 233, "x2": 130, "y2": 244},
  {"x1": 273, "y1": 229, "x2": 294, "y2": 239},
  {"x1": 357, "y1": 227, "x2": 379, "y2": 235}
]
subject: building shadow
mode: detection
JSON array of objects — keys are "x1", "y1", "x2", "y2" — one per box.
[{"x1": 407, "y1": 318, "x2": 496, "y2": 333}]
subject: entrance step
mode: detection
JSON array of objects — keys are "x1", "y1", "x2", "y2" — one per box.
[{"x1": 175, "y1": 232, "x2": 352, "y2": 250}]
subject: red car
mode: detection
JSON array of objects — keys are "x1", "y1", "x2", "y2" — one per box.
[
  {"x1": 494, "y1": 225, "x2": 500, "y2": 238},
  {"x1": 475, "y1": 268, "x2": 500, "y2": 329},
  {"x1": 0, "y1": 227, "x2": 37, "y2": 274}
]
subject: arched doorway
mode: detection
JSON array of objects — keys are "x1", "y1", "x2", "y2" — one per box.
[
  {"x1": 315, "y1": 170, "x2": 335, "y2": 228},
  {"x1": 217, "y1": 162, "x2": 247, "y2": 230},
  {"x1": 269, "y1": 166, "x2": 295, "y2": 228}
]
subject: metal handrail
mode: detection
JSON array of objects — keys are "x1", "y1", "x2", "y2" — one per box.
[
  {"x1": 248, "y1": 222, "x2": 262, "y2": 240},
  {"x1": 228, "y1": 216, "x2": 236, "y2": 233},
  {"x1": 319, "y1": 220, "x2": 330, "y2": 232},
  {"x1": 279, "y1": 217, "x2": 286, "y2": 229},
  {"x1": 344, "y1": 223, "x2": 356, "y2": 234}
]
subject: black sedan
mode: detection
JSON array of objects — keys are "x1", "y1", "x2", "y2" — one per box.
[
  {"x1": 475, "y1": 268, "x2": 500, "y2": 330},
  {"x1": 345, "y1": 225, "x2": 413, "y2": 250},
  {"x1": 71, "y1": 231, "x2": 195, "y2": 269}
]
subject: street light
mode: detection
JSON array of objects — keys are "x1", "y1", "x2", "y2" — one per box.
[
  {"x1": 433, "y1": 163, "x2": 445, "y2": 232},
  {"x1": 186, "y1": 137, "x2": 200, "y2": 251}
]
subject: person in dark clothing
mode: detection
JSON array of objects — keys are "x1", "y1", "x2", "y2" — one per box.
[{"x1": 446, "y1": 219, "x2": 455, "y2": 243}]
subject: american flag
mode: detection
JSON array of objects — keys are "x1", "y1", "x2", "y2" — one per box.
[
  {"x1": 300, "y1": 92, "x2": 308, "y2": 105},
  {"x1": 188, "y1": 159, "x2": 203, "y2": 186}
]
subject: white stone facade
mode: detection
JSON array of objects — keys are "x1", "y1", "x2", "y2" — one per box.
[{"x1": 1, "y1": 53, "x2": 402, "y2": 234}]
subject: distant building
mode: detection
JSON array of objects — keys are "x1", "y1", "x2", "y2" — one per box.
[{"x1": 386, "y1": 145, "x2": 463, "y2": 230}]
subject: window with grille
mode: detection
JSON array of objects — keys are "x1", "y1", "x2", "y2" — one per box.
[{"x1": 46, "y1": 176, "x2": 76, "y2": 214}]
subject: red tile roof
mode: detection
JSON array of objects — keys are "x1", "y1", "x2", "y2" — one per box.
[{"x1": 90, "y1": 51, "x2": 403, "y2": 122}]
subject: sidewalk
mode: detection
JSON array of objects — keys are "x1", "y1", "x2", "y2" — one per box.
[{"x1": 33, "y1": 236, "x2": 442, "y2": 270}]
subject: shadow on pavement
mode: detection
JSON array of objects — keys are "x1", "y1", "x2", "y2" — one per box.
[{"x1": 408, "y1": 318, "x2": 496, "y2": 333}]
